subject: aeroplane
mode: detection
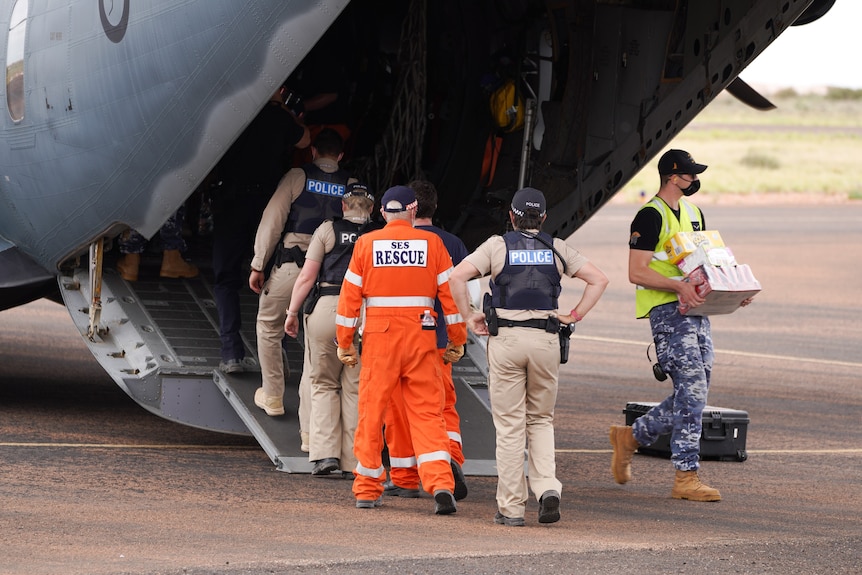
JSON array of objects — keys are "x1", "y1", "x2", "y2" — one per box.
[{"x1": 0, "y1": 0, "x2": 836, "y2": 472}]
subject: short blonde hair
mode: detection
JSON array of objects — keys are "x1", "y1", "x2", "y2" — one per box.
[{"x1": 343, "y1": 195, "x2": 374, "y2": 213}]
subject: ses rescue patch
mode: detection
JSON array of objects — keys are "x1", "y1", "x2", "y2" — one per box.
[
  {"x1": 372, "y1": 239, "x2": 428, "y2": 267},
  {"x1": 306, "y1": 179, "x2": 345, "y2": 197},
  {"x1": 508, "y1": 249, "x2": 553, "y2": 265}
]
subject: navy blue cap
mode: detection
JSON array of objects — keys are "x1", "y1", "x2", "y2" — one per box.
[{"x1": 381, "y1": 185, "x2": 417, "y2": 212}]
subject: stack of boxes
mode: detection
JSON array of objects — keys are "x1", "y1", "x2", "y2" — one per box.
[{"x1": 663, "y1": 231, "x2": 761, "y2": 315}]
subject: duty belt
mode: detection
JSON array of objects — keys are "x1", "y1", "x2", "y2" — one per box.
[
  {"x1": 318, "y1": 285, "x2": 341, "y2": 297},
  {"x1": 498, "y1": 318, "x2": 552, "y2": 330}
]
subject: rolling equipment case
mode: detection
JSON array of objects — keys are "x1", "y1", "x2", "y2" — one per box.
[{"x1": 623, "y1": 401, "x2": 749, "y2": 462}]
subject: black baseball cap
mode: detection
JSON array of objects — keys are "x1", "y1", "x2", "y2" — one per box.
[
  {"x1": 511, "y1": 187, "x2": 546, "y2": 216},
  {"x1": 658, "y1": 149, "x2": 708, "y2": 176}
]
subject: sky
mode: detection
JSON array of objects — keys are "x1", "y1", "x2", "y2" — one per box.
[{"x1": 741, "y1": 0, "x2": 861, "y2": 91}]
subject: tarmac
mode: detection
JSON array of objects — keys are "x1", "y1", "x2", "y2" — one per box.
[{"x1": 1, "y1": 202, "x2": 860, "y2": 574}]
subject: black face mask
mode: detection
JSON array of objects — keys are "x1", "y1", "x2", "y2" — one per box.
[{"x1": 680, "y1": 178, "x2": 700, "y2": 196}]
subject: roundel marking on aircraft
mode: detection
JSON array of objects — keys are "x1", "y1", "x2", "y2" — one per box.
[{"x1": 100, "y1": 0, "x2": 130, "y2": 43}]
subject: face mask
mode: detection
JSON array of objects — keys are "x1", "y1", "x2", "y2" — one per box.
[{"x1": 680, "y1": 178, "x2": 700, "y2": 196}]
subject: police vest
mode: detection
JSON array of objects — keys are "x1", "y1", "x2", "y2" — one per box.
[
  {"x1": 319, "y1": 218, "x2": 378, "y2": 286},
  {"x1": 635, "y1": 197, "x2": 703, "y2": 318},
  {"x1": 283, "y1": 163, "x2": 350, "y2": 236},
  {"x1": 489, "y1": 231, "x2": 562, "y2": 310}
]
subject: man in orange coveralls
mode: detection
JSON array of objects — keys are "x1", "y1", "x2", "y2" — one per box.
[{"x1": 335, "y1": 185, "x2": 468, "y2": 515}]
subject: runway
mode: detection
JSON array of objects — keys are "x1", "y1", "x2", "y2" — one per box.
[{"x1": 1, "y1": 201, "x2": 860, "y2": 574}]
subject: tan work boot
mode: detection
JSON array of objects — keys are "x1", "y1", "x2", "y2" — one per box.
[
  {"x1": 253, "y1": 387, "x2": 284, "y2": 416},
  {"x1": 160, "y1": 249, "x2": 199, "y2": 278},
  {"x1": 671, "y1": 470, "x2": 722, "y2": 502},
  {"x1": 116, "y1": 253, "x2": 141, "y2": 281},
  {"x1": 609, "y1": 425, "x2": 640, "y2": 484}
]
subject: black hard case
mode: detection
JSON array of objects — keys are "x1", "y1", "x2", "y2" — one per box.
[{"x1": 623, "y1": 401, "x2": 749, "y2": 462}]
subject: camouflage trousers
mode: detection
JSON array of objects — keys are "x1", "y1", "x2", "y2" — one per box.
[
  {"x1": 119, "y1": 208, "x2": 187, "y2": 254},
  {"x1": 632, "y1": 302, "x2": 714, "y2": 471}
]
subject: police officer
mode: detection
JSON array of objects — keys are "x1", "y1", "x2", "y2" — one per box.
[
  {"x1": 610, "y1": 149, "x2": 752, "y2": 502},
  {"x1": 449, "y1": 187, "x2": 608, "y2": 526},
  {"x1": 115, "y1": 207, "x2": 199, "y2": 281},
  {"x1": 335, "y1": 185, "x2": 467, "y2": 514},
  {"x1": 249, "y1": 129, "x2": 355, "y2": 432},
  {"x1": 283, "y1": 183, "x2": 377, "y2": 477}
]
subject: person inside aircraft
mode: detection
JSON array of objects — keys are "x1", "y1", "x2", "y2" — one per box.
[
  {"x1": 248, "y1": 129, "x2": 355, "y2": 457},
  {"x1": 285, "y1": 26, "x2": 352, "y2": 165},
  {"x1": 115, "y1": 207, "x2": 199, "y2": 282},
  {"x1": 449, "y1": 187, "x2": 608, "y2": 526},
  {"x1": 610, "y1": 149, "x2": 753, "y2": 503},
  {"x1": 382, "y1": 179, "x2": 470, "y2": 502},
  {"x1": 211, "y1": 87, "x2": 310, "y2": 375},
  {"x1": 283, "y1": 182, "x2": 377, "y2": 477},
  {"x1": 335, "y1": 185, "x2": 467, "y2": 514}
]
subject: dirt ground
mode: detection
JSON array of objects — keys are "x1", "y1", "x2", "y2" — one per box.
[{"x1": 1, "y1": 201, "x2": 860, "y2": 575}]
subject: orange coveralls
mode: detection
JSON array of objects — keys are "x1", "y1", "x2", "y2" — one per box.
[
  {"x1": 336, "y1": 219, "x2": 467, "y2": 502},
  {"x1": 385, "y1": 349, "x2": 462, "y2": 489}
]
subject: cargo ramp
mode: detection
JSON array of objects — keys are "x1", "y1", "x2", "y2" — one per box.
[{"x1": 59, "y1": 251, "x2": 496, "y2": 475}]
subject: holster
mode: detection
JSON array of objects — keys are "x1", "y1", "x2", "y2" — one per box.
[
  {"x1": 483, "y1": 293, "x2": 499, "y2": 336},
  {"x1": 544, "y1": 315, "x2": 560, "y2": 333},
  {"x1": 275, "y1": 244, "x2": 306, "y2": 268},
  {"x1": 559, "y1": 322, "x2": 575, "y2": 364},
  {"x1": 302, "y1": 283, "x2": 320, "y2": 315},
  {"x1": 303, "y1": 284, "x2": 340, "y2": 315}
]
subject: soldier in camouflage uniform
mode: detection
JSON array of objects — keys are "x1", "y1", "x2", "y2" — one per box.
[
  {"x1": 610, "y1": 149, "x2": 751, "y2": 502},
  {"x1": 116, "y1": 207, "x2": 198, "y2": 282}
]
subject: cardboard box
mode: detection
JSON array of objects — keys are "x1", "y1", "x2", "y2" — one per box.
[
  {"x1": 678, "y1": 263, "x2": 761, "y2": 316},
  {"x1": 664, "y1": 230, "x2": 725, "y2": 264},
  {"x1": 676, "y1": 245, "x2": 736, "y2": 275}
]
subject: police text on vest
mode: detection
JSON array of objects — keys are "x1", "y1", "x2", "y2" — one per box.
[{"x1": 508, "y1": 249, "x2": 553, "y2": 265}]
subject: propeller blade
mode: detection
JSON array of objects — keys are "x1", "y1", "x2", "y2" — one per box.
[
  {"x1": 726, "y1": 77, "x2": 776, "y2": 111},
  {"x1": 793, "y1": 0, "x2": 836, "y2": 26}
]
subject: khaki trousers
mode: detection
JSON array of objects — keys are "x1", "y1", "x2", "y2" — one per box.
[
  {"x1": 256, "y1": 261, "x2": 301, "y2": 399},
  {"x1": 487, "y1": 327, "x2": 563, "y2": 519},
  {"x1": 298, "y1": 334, "x2": 311, "y2": 437},
  {"x1": 306, "y1": 294, "x2": 359, "y2": 470}
]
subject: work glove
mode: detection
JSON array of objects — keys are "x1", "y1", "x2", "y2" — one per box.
[
  {"x1": 442, "y1": 342, "x2": 465, "y2": 364},
  {"x1": 337, "y1": 343, "x2": 358, "y2": 367}
]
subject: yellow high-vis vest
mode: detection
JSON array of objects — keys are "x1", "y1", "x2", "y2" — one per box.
[{"x1": 635, "y1": 197, "x2": 703, "y2": 318}]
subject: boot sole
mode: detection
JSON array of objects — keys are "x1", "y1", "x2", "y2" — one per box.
[
  {"x1": 434, "y1": 491, "x2": 457, "y2": 515},
  {"x1": 538, "y1": 493, "x2": 561, "y2": 524},
  {"x1": 672, "y1": 492, "x2": 722, "y2": 502}
]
